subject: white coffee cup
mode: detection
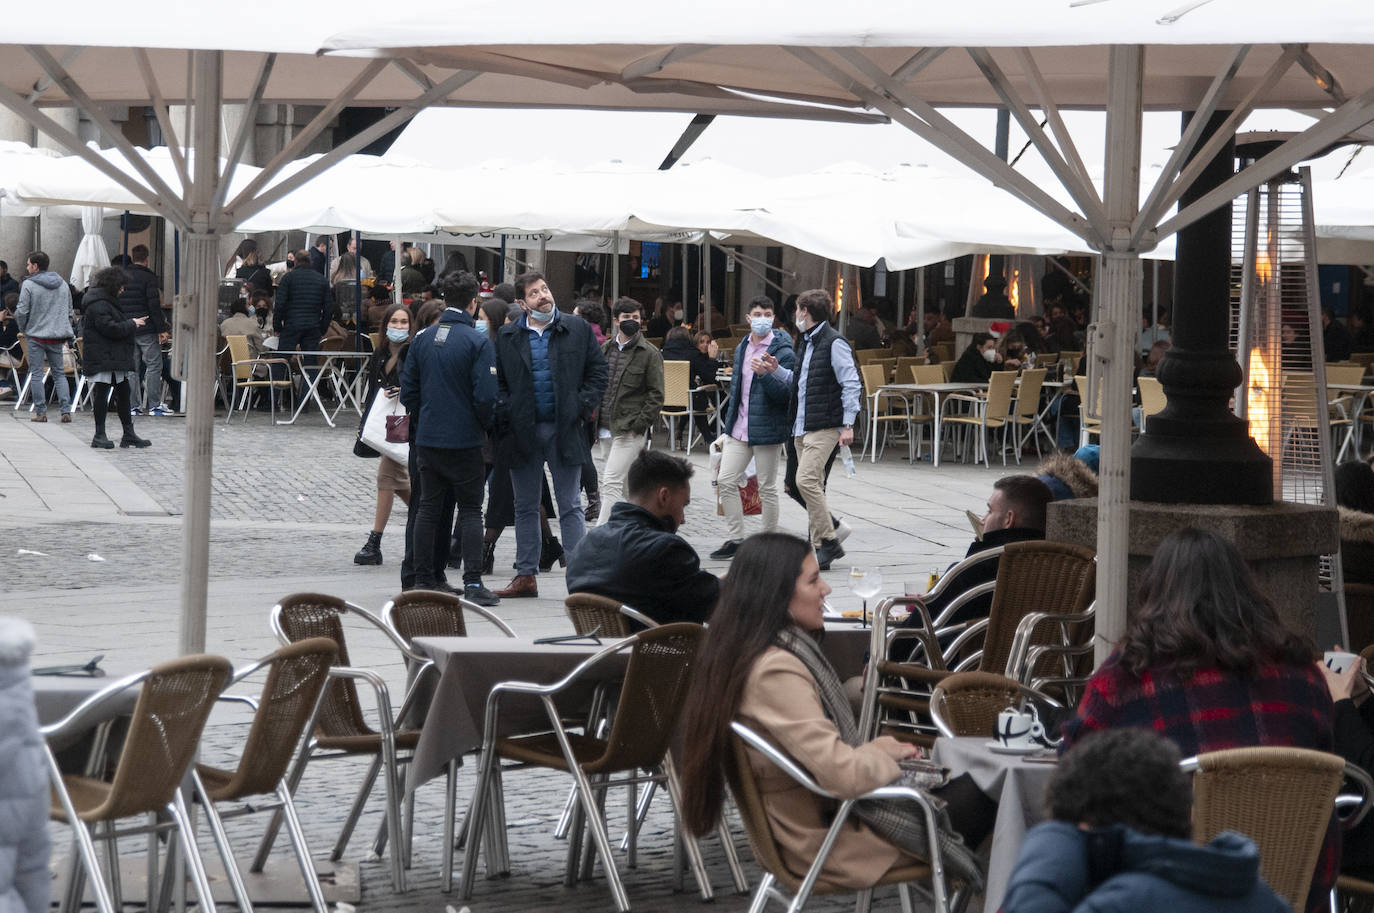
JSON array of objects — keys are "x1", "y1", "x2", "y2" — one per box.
[
  {"x1": 994, "y1": 706, "x2": 1045, "y2": 749},
  {"x1": 1325, "y1": 650, "x2": 1360, "y2": 675}
]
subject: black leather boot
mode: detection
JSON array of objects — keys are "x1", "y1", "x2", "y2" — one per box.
[
  {"x1": 481, "y1": 540, "x2": 496, "y2": 576},
  {"x1": 354, "y1": 531, "x2": 383, "y2": 565},
  {"x1": 539, "y1": 535, "x2": 565, "y2": 571}
]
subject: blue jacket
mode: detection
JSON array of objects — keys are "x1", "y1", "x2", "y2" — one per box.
[
  {"x1": 274, "y1": 266, "x2": 332, "y2": 334},
  {"x1": 494, "y1": 310, "x2": 608, "y2": 465},
  {"x1": 721, "y1": 331, "x2": 795, "y2": 446},
  {"x1": 1001, "y1": 820, "x2": 1288, "y2": 913},
  {"x1": 400, "y1": 307, "x2": 496, "y2": 450}
]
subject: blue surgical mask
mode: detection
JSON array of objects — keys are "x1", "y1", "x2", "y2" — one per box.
[
  {"x1": 475, "y1": 319, "x2": 489, "y2": 334},
  {"x1": 246, "y1": 306, "x2": 255, "y2": 317},
  {"x1": 386, "y1": 327, "x2": 409, "y2": 344},
  {"x1": 527, "y1": 306, "x2": 554, "y2": 324},
  {"x1": 750, "y1": 316, "x2": 773, "y2": 337}
]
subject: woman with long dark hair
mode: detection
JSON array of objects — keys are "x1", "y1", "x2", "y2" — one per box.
[
  {"x1": 1062, "y1": 526, "x2": 1333, "y2": 913},
  {"x1": 679, "y1": 533, "x2": 984, "y2": 893},
  {"x1": 353, "y1": 303, "x2": 413, "y2": 565},
  {"x1": 82, "y1": 267, "x2": 151, "y2": 449}
]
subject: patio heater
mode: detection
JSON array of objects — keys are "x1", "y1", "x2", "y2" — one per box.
[{"x1": 1230, "y1": 162, "x2": 1347, "y2": 636}]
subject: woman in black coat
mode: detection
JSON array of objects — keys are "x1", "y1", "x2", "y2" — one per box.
[{"x1": 81, "y1": 267, "x2": 149, "y2": 449}]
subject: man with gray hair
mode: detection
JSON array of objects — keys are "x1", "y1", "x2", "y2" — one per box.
[{"x1": 14, "y1": 251, "x2": 74, "y2": 423}]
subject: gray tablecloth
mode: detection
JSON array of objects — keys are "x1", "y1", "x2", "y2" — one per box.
[
  {"x1": 408, "y1": 637, "x2": 630, "y2": 788},
  {"x1": 32, "y1": 665, "x2": 142, "y2": 756},
  {"x1": 931, "y1": 736, "x2": 1057, "y2": 913}
]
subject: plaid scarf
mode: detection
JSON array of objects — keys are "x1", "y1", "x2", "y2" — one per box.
[{"x1": 774, "y1": 626, "x2": 984, "y2": 891}]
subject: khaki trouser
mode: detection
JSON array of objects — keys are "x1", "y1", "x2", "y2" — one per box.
[
  {"x1": 597, "y1": 431, "x2": 646, "y2": 524},
  {"x1": 794, "y1": 427, "x2": 841, "y2": 547},
  {"x1": 717, "y1": 437, "x2": 783, "y2": 540}
]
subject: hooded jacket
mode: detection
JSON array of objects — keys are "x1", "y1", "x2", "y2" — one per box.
[
  {"x1": 1340, "y1": 506, "x2": 1374, "y2": 586},
  {"x1": 80, "y1": 288, "x2": 139, "y2": 376},
  {"x1": 1002, "y1": 820, "x2": 1288, "y2": 913},
  {"x1": 1035, "y1": 452, "x2": 1100, "y2": 501},
  {"x1": 14, "y1": 271, "x2": 73, "y2": 340},
  {"x1": 0, "y1": 617, "x2": 51, "y2": 913}
]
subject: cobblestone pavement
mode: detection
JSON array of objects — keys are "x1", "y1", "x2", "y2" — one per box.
[{"x1": 2, "y1": 404, "x2": 1018, "y2": 913}]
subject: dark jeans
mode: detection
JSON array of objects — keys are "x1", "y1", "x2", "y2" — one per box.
[
  {"x1": 414, "y1": 445, "x2": 485, "y2": 588},
  {"x1": 277, "y1": 327, "x2": 321, "y2": 386},
  {"x1": 783, "y1": 436, "x2": 838, "y2": 511},
  {"x1": 402, "y1": 442, "x2": 453, "y2": 590}
]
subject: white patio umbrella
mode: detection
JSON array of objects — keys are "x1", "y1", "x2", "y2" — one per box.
[{"x1": 68, "y1": 206, "x2": 110, "y2": 290}]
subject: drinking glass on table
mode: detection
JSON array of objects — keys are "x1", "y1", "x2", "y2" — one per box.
[{"x1": 849, "y1": 567, "x2": 883, "y2": 626}]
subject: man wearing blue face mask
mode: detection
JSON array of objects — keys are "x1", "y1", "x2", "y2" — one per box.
[
  {"x1": 401, "y1": 271, "x2": 500, "y2": 606},
  {"x1": 491, "y1": 271, "x2": 608, "y2": 598},
  {"x1": 710, "y1": 296, "x2": 796, "y2": 560}
]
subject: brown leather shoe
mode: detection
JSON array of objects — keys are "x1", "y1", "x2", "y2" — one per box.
[
  {"x1": 60, "y1": 413, "x2": 72, "y2": 423},
  {"x1": 493, "y1": 574, "x2": 538, "y2": 598},
  {"x1": 30, "y1": 413, "x2": 47, "y2": 422}
]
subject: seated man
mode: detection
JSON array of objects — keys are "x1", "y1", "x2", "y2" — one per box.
[
  {"x1": 565, "y1": 449, "x2": 719, "y2": 625},
  {"x1": 1002, "y1": 727, "x2": 1287, "y2": 913},
  {"x1": 901, "y1": 474, "x2": 1053, "y2": 638}
]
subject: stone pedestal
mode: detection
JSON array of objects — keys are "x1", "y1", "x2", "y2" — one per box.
[
  {"x1": 952, "y1": 316, "x2": 1010, "y2": 358},
  {"x1": 1048, "y1": 499, "x2": 1338, "y2": 644}
]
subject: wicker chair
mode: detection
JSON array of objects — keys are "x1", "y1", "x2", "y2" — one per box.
[
  {"x1": 729, "y1": 722, "x2": 970, "y2": 913},
  {"x1": 1183, "y1": 746, "x2": 1372, "y2": 912},
  {"x1": 459, "y1": 624, "x2": 707, "y2": 913},
  {"x1": 381, "y1": 590, "x2": 516, "y2": 892},
  {"x1": 862, "y1": 541, "x2": 1095, "y2": 745},
  {"x1": 928, "y1": 671, "x2": 1061, "y2": 740},
  {"x1": 564, "y1": 592, "x2": 657, "y2": 635},
  {"x1": 261, "y1": 593, "x2": 430, "y2": 892},
  {"x1": 192, "y1": 638, "x2": 338, "y2": 913},
  {"x1": 225, "y1": 333, "x2": 294, "y2": 423},
  {"x1": 44, "y1": 655, "x2": 233, "y2": 913},
  {"x1": 941, "y1": 370, "x2": 1018, "y2": 466}
]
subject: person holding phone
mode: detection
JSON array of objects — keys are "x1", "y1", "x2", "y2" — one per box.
[{"x1": 80, "y1": 266, "x2": 150, "y2": 449}]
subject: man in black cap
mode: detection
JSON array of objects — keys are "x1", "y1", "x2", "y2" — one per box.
[{"x1": 972, "y1": 276, "x2": 1015, "y2": 318}]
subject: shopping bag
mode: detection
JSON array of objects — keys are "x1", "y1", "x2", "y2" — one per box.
[
  {"x1": 713, "y1": 445, "x2": 762, "y2": 516},
  {"x1": 360, "y1": 389, "x2": 409, "y2": 464}
]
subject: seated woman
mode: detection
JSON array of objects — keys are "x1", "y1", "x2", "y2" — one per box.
[
  {"x1": 1337, "y1": 460, "x2": 1374, "y2": 586},
  {"x1": 949, "y1": 332, "x2": 1000, "y2": 383},
  {"x1": 1319, "y1": 652, "x2": 1374, "y2": 882},
  {"x1": 1062, "y1": 527, "x2": 1333, "y2": 913},
  {"x1": 679, "y1": 533, "x2": 986, "y2": 894}
]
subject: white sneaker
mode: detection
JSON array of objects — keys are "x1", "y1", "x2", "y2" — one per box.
[
  {"x1": 834, "y1": 519, "x2": 853, "y2": 543},
  {"x1": 152, "y1": 403, "x2": 177, "y2": 416}
]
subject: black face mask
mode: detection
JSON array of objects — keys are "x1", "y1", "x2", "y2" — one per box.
[{"x1": 619, "y1": 319, "x2": 641, "y2": 337}]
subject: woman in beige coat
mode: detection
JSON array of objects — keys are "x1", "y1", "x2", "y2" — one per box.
[{"x1": 679, "y1": 533, "x2": 985, "y2": 892}]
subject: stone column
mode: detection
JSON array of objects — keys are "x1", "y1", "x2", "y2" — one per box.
[
  {"x1": 0, "y1": 109, "x2": 36, "y2": 266},
  {"x1": 35, "y1": 109, "x2": 82, "y2": 282}
]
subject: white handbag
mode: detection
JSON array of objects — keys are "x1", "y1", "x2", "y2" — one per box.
[{"x1": 360, "y1": 389, "x2": 410, "y2": 464}]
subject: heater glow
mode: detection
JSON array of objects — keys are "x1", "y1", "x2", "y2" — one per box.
[{"x1": 1247, "y1": 347, "x2": 1276, "y2": 456}]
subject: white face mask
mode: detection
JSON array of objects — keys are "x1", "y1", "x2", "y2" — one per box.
[
  {"x1": 673, "y1": 309, "x2": 684, "y2": 321},
  {"x1": 982, "y1": 348, "x2": 998, "y2": 363},
  {"x1": 795, "y1": 312, "x2": 809, "y2": 332}
]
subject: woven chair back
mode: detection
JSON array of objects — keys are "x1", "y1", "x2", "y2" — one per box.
[
  {"x1": 389, "y1": 590, "x2": 471, "y2": 640},
  {"x1": 1346, "y1": 584, "x2": 1374, "y2": 653},
  {"x1": 984, "y1": 371, "x2": 1017, "y2": 422},
  {"x1": 931, "y1": 672, "x2": 1022, "y2": 738},
  {"x1": 225, "y1": 334, "x2": 255, "y2": 381},
  {"x1": 1138, "y1": 375, "x2": 1167, "y2": 420},
  {"x1": 1329, "y1": 365, "x2": 1367, "y2": 387},
  {"x1": 211, "y1": 638, "x2": 337, "y2": 800},
  {"x1": 276, "y1": 593, "x2": 373, "y2": 741},
  {"x1": 587, "y1": 623, "x2": 703, "y2": 774},
  {"x1": 981, "y1": 541, "x2": 1096, "y2": 676},
  {"x1": 565, "y1": 593, "x2": 633, "y2": 638},
  {"x1": 99, "y1": 655, "x2": 232, "y2": 820},
  {"x1": 662, "y1": 360, "x2": 691, "y2": 411},
  {"x1": 911, "y1": 364, "x2": 945, "y2": 385},
  {"x1": 729, "y1": 734, "x2": 803, "y2": 890},
  {"x1": 1014, "y1": 369, "x2": 1047, "y2": 422},
  {"x1": 1190, "y1": 746, "x2": 1344, "y2": 911}
]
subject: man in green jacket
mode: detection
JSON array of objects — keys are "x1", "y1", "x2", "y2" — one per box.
[{"x1": 597, "y1": 298, "x2": 664, "y2": 523}]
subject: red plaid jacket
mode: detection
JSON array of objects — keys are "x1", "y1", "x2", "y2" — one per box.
[{"x1": 1062, "y1": 650, "x2": 1336, "y2": 913}]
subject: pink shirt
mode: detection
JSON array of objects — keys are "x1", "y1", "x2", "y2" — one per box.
[{"x1": 731, "y1": 331, "x2": 774, "y2": 441}]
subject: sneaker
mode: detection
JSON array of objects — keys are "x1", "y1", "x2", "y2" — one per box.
[
  {"x1": 833, "y1": 519, "x2": 853, "y2": 544},
  {"x1": 709, "y1": 539, "x2": 742, "y2": 560},
  {"x1": 464, "y1": 584, "x2": 501, "y2": 607},
  {"x1": 155, "y1": 402, "x2": 177, "y2": 415},
  {"x1": 129, "y1": 407, "x2": 142, "y2": 416}
]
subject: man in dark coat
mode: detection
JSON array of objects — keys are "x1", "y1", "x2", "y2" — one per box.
[
  {"x1": 971, "y1": 276, "x2": 1015, "y2": 318},
  {"x1": 492, "y1": 270, "x2": 608, "y2": 598},
  {"x1": 274, "y1": 248, "x2": 332, "y2": 360},
  {"x1": 566, "y1": 450, "x2": 718, "y2": 625},
  {"x1": 117, "y1": 244, "x2": 167, "y2": 415}
]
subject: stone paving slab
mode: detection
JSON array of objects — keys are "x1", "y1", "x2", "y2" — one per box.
[{"x1": 3, "y1": 404, "x2": 1029, "y2": 913}]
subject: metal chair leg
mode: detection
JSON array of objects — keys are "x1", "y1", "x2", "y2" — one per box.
[
  {"x1": 718, "y1": 802, "x2": 750, "y2": 893},
  {"x1": 854, "y1": 887, "x2": 874, "y2": 913},
  {"x1": 663, "y1": 759, "x2": 713, "y2": 901},
  {"x1": 168, "y1": 793, "x2": 218, "y2": 913},
  {"x1": 898, "y1": 882, "x2": 916, "y2": 913},
  {"x1": 378, "y1": 734, "x2": 407, "y2": 892},
  {"x1": 442, "y1": 759, "x2": 458, "y2": 892},
  {"x1": 459, "y1": 748, "x2": 497, "y2": 900},
  {"x1": 566, "y1": 763, "x2": 630, "y2": 913},
  {"x1": 192, "y1": 773, "x2": 255, "y2": 913},
  {"x1": 746, "y1": 872, "x2": 775, "y2": 913},
  {"x1": 252, "y1": 739, "x2": 312, "y2": 872},
  {"x1": 331, "y1": 754, "x2": 382, "y2": 861},
  {"x1": 276, "y1": 781, "x2": 331, "y2": 913}
]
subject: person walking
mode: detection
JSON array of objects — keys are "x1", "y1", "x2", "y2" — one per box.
[
  {"x1": 770, "y1": 288, "x2": 860, "y2": 571},
  {"x1": 354, "y1": 303, "x2": 414, "y2": 566},
  {"x1": 491, "y1": 271, "x2": 607, "y2": 599},
  {"x1": 710, "y1": 296, "x2": 795, "y2": 559},
  {"x1": 400, "y1": 272, "x2": 500, "y2": 606},
  {"x1": 80, "y1": 267, "x2": 150, "y2": 449},
  {"x1": 595, "y1": 297, "x2": 663, "y2": 522},
  {"x1": 14, "y1": 251, "x2": 74, "y2": 423}
]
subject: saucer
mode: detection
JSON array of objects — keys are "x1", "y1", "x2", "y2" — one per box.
[{"x1": 985, "y1": 741, "x2": 1042, "y2": 755}]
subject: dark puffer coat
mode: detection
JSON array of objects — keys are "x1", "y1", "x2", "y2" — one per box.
[{"x1": 80, "y1": 288, "x2": 138, "y2": 375}]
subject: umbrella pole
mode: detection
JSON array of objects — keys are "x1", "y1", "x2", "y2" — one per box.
[
  {"x1": 393, "y1": 236, "x2": 403, "y2": 306},
  {"x1": 701, "y1": 238, "x2": 712, "y2": 333},
  {"x1": 122, "y1": 211, "x2": 130, "y2": 262},
  {"x1": 353, "y1": 230, "x2": 362, "y2": 351},
  {"x1": 612, "y1": 231, "x2": 620, "y2": 301},
  {"x1": 178, "y1": 50, "x2": 223, "y2": 657}
]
